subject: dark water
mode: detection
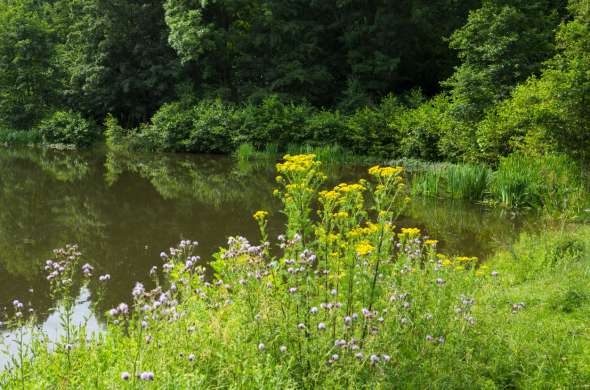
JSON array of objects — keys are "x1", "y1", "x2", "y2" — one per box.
[{"x1": 0, "y1": 147, "x2": 536, "y2": 364}]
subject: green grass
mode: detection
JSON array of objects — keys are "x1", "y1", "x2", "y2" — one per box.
[{"x1": 411, "y1": 162, "x2": 491, "y2": 201}]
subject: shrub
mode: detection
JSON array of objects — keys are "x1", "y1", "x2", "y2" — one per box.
[
  {"x1": 184, "y1": 99, "x2": 236, "y2": 153},
  {"x1": 235, "y1": 95, "x2": 315, "y2": 150},
  {"x1": 141, "y1": 100, "x2": 196, "y2": 151},
  {"x1": 35, "y1": 111, "x2": 98, "y2": 147},
  {"x1": 303, "y1": 110, "x2": 349, "y2": 145},
  {"x1": 397, "y1": 94, "x2": 454, "y2": 161},
  {"x1": 345, "y1": 95, "x2": 404, "y2": 156}
]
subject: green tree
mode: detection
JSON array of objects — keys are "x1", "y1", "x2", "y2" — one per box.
[
  {"x1": 0, "y1": 0, "x2": 59, "y2": 129},
  {"x1": 54, "y1": 0, "x2": 183, "y2": 126},
  {"x1": 477, "y1": 0, "x2": 590, "y2": 161}
]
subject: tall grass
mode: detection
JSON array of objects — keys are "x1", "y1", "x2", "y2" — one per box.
[
  {"x1": 490, "y1": 153, "x2": 585, "y2": 216},
  {"x1": 411, "y1": 162, "x2": 491, "y2": 201}
]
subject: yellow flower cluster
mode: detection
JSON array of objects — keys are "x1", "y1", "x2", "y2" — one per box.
[
  {"x1": 348, "y1": 222, "x2": 381, "y2": 238},
  {"x1": 355, "y1": 240, "x2": 375, "y2": 256},
  {"x1": 334, "y1": 182, "x2": 366, "y2": 193},
  {"x1": 424, "y1": 239, "x2": 438, "y2": 246},
  {"x1": 276, "y1": 154, "x2": 318, "y2": 173},
  {"x1": 334, "y1": 211, "x2": 349, "y2": 218},
  {"x1": 252, "y1": 210, "x2": 269, "y2": 221},
  {"x1": 400, "y1": 227, "x2": 421, "y2": 236},
  {"x1": 368, "y1": 165, "x2": 403, "y2": 177}
]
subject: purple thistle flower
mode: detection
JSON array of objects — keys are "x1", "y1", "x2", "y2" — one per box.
[
  {"x1": 355, "y1": 352, "x2": 364, "y2": 360},
  {"x1": 132, "y1": 282, "x2": 145, "y2": 298},
  {"x1": 117, "y1": 303, "x2": 129, "y2": 314},
  {"x1": 258, "y1": 343, "x2": 265, "y2": 351},
  {"x1": 288, "y1": 287, "x2": 298, "y2": 294},
  {"x1": 188, "y1": 354, "x2": 195, "y2": 362},
  {"x1": 382, "y1": 354, "x2": 391, "y2": 362},
  {"x1": 297, "y1": 323, "x2": 305, "y2": 330},
  {"x1": 139, "y1": 371, "x2": 154, "y2": 381},
  {"x1": 310, "y1": 307, "x2": 318, "y2": 314},
  {"x1": 318, "y1": 322, "x2": 326, "y2": 330},
  {"x1": 370, "y1": 354, "x2": 380, "y2": 364},
  {"x1": 331, "y1": 354, "x2": 339, "y2": 361},
  {"x1": 491, "y1": 271, "x2": 499, "y2": 277},
  {"x1": 160, "y1": 252, "x2": 168, "y2": 259},
  {"x1": 121, "y1": 372, "x2": 130, "y2": 381}
]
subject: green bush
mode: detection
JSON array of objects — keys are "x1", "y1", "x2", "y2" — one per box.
[
  {"x1": 184, "y1": 100, "x2": 236, "y2": 153},
  {"x1": 397, "y1": 94, "x2": 455, "y2": 161},
  {"x1": 345, "y1": 95, "x2": 404, "y2": 156},
  {"x1": 141, "y1": 100, "x2": 196, "y2": 151},
  {"x1": 235, "y1": 95, "x2": 315, "y2": 150},
  {"x1": 303, "y1": 110, "x2": 349, "y2": 146},
  {"x1": 0, "y1": 128, "x2": 42, "y2": 145},
  {"x1": 35, "y1": 111, "x2": 98, "y2": 147}
]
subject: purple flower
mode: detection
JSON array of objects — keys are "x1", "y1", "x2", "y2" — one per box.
[
  {"x1": 310, "y1": 307, "x2": 318, "y2": 314},
  {"x1": 436, "y1": 278, "x2": 445, "y2": 285},
  {"x1": 382, "y1": 354, "x2": 391, "y2": 362},
  {"x1": 297, "y1": 323, "x2": 305, "y2": 330},
  {"x1": 132, "y1": 282, "x2": 145, "y2": 298},
  {"x1": 331, "y1": 354, "x2": 339, "y2": 361},
  {"x1": 117, "y1": 303, "x2": 129, "y2": 314},
  {"x1": 82, "y1": 263, "x2": 94, "y2": 277},
  {"x1": 139, "y1": 371, "x2": 154, "y2": 381},
  {"x1": 288, "y1": 287, "x2": 298, "y2": 294},
  {"x1": 491, "y1": 271, "x2": 499, "y2": 277},
  {"x1": 318, "y1": 322, "x2": 326, "y2": 330},
  {"x1": 355, "y1": 352, "x2": 364, "y2": 360},
  {"x1": 188, "y1": 354, "x2": 195, "y2": 362},
  {"x1": 370, "y1": 354, "x2": 380, "y2": 364},
  {"x1": 258, "y1": 343, "x2": 265, "y2": 351},
  {"x1": 279, "y1": 345, "x2": 287, "y2": 353},
  {"x1": 160, "y1": 252, "x2": 168, "y2": 259},
  {"x1": 344, "y1": 316, "x2": 352, "y2": 325},
  {"x1": 121, "y1": 372, "x2": 130, "y2": 381}
]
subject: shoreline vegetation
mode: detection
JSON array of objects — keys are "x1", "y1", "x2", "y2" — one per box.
[{"x1": 1, "y1": 155, "x2": 588, "y2": 388}]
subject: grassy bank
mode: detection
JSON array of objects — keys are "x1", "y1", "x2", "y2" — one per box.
[{"x1": 1, "y1": 155, "x2": 588, "y2": 388}]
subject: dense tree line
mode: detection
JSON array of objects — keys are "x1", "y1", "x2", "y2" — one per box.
[{"x1": 0, "y1": 0, "x2": 588, "y2": 162}]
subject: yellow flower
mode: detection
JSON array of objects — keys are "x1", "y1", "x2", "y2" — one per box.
[
  {"x1": 253, "y1": 210, "x2": 269, "y2": 221},
  {"x1": 334, "y1": 211, "x2": 349, "y2": 218},
  {"x1": 319, "y1": 190, "x2": 340, "y2": 201},
  {"x1": 400, "y1": 227, "x2": 421, "y2": 236},
  {"x1": 355, "y1": 240, "x2": 375, "y2": 256},
  {"x1": 442, "y1": 259, "x2": 453, "y2": 267},
  {"x1": 455, "y1": 265, "x2": 465, "y2": 271},
  {"x1": 368, "y1": 165, "x2": 403, "y2": 178},
  {"x1": 475, "y1": 270, "x2": 484, "y2": 277},
  {"x1": 425, "y1": 239, "x2": 438, "y2": 246},
  {"x1": 276, "y1": 154, "x2": 318, "y2": 173}
]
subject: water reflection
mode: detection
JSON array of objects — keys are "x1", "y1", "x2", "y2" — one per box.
[{"x1": 0, "y1": 147, "x2": 537, "y2": 350}]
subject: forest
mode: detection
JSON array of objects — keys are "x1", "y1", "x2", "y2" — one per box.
[{"x1": 0, "y1": 0, "x2": 588, "y2": 164}]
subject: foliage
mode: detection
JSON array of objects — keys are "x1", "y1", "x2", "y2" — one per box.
[
  {"x1": 411, "y1": 163, "x2": 491, "y2": 201},
  {"x1": 489, "y1": 153, "x2": 585, "y2": 215},
  {"x1": 35, "y1": 110, "x2": 98, "y2": 147},
  {"x1": 476, "y1": 1, "x2": 590, "y2": 161},
  {"x1": 0, "y1": 0, "x2": 59, "y2": 129}
]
